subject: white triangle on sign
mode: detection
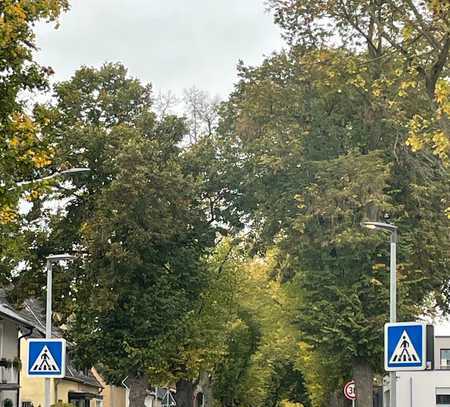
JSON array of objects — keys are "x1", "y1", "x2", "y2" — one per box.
[
  {"x1": 30, "y1": 345, "x2": 60, "y2": 373},
  {"x1": 389, "y1": 330, "x2": 420, "y2": 364}
]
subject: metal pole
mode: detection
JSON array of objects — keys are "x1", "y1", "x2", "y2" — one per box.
[
  {"x1": 410, "y1": 376, "x2": 413, "y2": 407},
  {"x1": 45, "y1": 259, "x2": 52, "y2": 407},
  {"x1": 390, "y1": 230, "x2": 397, "y2": 407}
]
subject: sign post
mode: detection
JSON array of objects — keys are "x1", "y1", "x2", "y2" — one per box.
[{"x1": 344, "y1": 380, "x2": 356, "y2": 406}]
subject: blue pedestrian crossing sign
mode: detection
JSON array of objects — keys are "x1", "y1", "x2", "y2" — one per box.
[
  {"x1": 385, "y1": 322, "x2": 426, "y2": 371},
  {"x1": 27, "y1": 339, "x2": 66, "y2": 378}
]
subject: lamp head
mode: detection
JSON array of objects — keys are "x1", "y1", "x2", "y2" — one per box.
[
  {"x1": 361, "y1": 221, "x2": 397, "y2": 233},
  {"x1": 46, "y1": 254, "x2": 74, "y2": 262},
  {"x1": 60, "y1": 168, "x2": 91, "y2": 175}
]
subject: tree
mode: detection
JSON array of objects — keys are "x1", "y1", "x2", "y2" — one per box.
[
  {"x1": 168, "y1": 240, "x2": 244, "y2": 407},
  {"x1": 212, "y1": 248, "x2": 311, "y2": 407},
  {"x1": 214, "y1": 46, "x2": 450, "y2": 406},
  {"x1": 267, "y1": 0, "x2": 450, "y2": 159},
  {"x1": 154, "y1": 90, "x2": 179, "y2": 119},
  {"x1": 0, "y1": 0, "x2": 69, "y2": 283},
  {"x1": 183, "y1": 87, "x2": 220, "y2": 143},
  {"x1": 72, "y1": 128, "x2": 214, "y2": 406},
  {"x1": 17, "y1": 64, "x2": 216, "y2": 407}
]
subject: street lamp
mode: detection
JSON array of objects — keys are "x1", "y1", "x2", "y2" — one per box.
[
  {"x1": 361, "y1": 221, "x2": 398, "y2": 407},
  {"x1": 14, "y1": 167, "x2": 91, "y2": 188},
  {"x1": 44, "y1": 254, "x2": 74, "y2": 407}
]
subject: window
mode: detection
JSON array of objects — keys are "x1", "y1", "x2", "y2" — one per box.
[
  {"x1": 196, "y1": 392, "x2": 204, "y2": 407},
  {"x1": 436, "y1": 388, "x2": 450, "y2": 405},
  {"x1": 22, "y1": 402, "x2": 33, "y2": 407},
  {"x1": 69, "y1": 399, "x2": 89, "y2": 407},
  {"x1": 437, "y1": 394, "x2": 450, "y2": 404},
  {"x1": 441, "y1": 349, "x2": 450, "y2": 369}
]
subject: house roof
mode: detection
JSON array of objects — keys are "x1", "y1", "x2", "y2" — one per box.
[
  {"x1": 65, "y1": 357, "x2": 104, "y2": 388},
  {"x1": 16, "y1": 298, "x2": 56, "y2": 337},
  {"x1": 0, "y1": 290, "x2": 39, "y2": 330}
]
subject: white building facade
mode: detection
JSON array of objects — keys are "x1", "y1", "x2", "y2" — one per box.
[
  {"x1": 0, "y1": 303, "x2": 35, "y2": 407},
  {"x1": 384, "y1": 335, "x2": 450, "y2": 406}
]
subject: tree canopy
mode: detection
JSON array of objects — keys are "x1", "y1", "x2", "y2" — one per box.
[{"x1": 0, "y1": 0, "x2": 69, "y2": 283}]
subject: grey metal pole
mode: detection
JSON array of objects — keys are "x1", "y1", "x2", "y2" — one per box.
[
  {"x1": 390, "y1": 230, "x2": 397, "y2": 407},
  {"x1": 45, "y1": 259, "x2": 52, "y2": 407}
]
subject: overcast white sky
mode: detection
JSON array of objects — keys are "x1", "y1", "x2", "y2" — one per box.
[{"x1": 34, "y1": 0, "x2": 285, "y2": 99}]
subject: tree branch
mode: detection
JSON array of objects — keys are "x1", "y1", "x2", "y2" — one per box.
[
  {"x1": 427, "y1": 33, "x2": 450, "y2": 98},
  {"x1": 337, "y1": 0, "x2": 380, "y2": 55},
  {"x1": 403, "y1": 0, "x2": 440, "y2": 50}
]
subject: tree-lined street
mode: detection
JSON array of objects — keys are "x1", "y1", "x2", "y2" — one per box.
[{"x1": 1, "y1": 1, "x2": 449, "y2": 407}]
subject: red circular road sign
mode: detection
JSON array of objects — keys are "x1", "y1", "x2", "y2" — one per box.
[{"x1": 344, "y1": 380, "x2": 356, "y2": 401}]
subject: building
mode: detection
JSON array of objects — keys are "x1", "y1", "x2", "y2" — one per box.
[
  {"x1": 91, "y1": 368, "x2": 128, "y2": 407},
  {"x1": 145, "y1": 387, "x2": 175, "y2": 407},
  {"x1": 0, "y1": 293, "x2": 36, "y2": 407},
  {"x1": 17, "y1": 298, "x2": 129, "y2": 407},
  {"x1": 383, "y1": 335, "x2": 450, "y2": 406},
  {"x1": 17, "y1": 298, "x2": 103, "y2": 407},
  {"x1": 20, "y1": 342, "x2": 104, "y2": 407}
]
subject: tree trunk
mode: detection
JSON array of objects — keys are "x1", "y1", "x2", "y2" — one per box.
[
  {"x1": 128, "y1": 375, "x2": 149, "y2": 407},
  {"x1": 175, "y1": 379, "x2": 194, "y2": 407},
  {"x1": 353, "y1": 360, "x2": 373, "y2": 407},
  {"x1": 329, "y1": 389, "x2": 345, "y2": 407},
  {"x1": 198, "y1": 371, "x2": 214, "y2": 407}
]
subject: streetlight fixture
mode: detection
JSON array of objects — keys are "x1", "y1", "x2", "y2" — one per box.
[
  {"x1": 14, "y1": 167, "x2": 91, "y2": 188},
  {"x1": 361, "y1": 221, "x2": 398, "y2": 407},
  {"x1": 44, "y1": 254, "x2": 74, "y2": 407}
]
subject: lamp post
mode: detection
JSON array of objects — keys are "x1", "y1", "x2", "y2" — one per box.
[
  {"x1": 361, "y1": 221, "x2": 398, "y2": 407},
  {"x1": 13, "y1": 167, "x2": 91, "y2": 189},
  {"x1": 44, "y1": 254, "x2": 74, "y2": 407}
]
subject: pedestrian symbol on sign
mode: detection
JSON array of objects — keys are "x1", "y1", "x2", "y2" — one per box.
[
  {"x1": 30, "y1": 345, "x2": 60, "y2": 373},
  {"x1": 389, "y1": 330, "x2": 419, "y2": 363}
]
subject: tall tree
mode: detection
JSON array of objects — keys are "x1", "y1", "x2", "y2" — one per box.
[
  {"x1": 183, "y1": 87, "x2": 220, "y2": 143},
  {"x1": 0, "y1": 0, "x2": 69, "y2": 283},
  {"x1": 215, "y1": 47, "x2": 450, "y2": 406},
  {"x1": 18, "y1": 64, "x2": 216, "y2": 407},
  {"x1": 267, "y1": 0, "x2": 450, "y2": 159},
  {"x1": 211, "y1": 247, "x2": 311, "y2": 407}
]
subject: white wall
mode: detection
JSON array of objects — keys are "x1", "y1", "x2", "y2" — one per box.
[
  {"x1": 384, "y1": 336, "x2": 450, "y2": 407},
  {"x1": 0, "y1": 320, "x2": 20, "y2": 407},
  {"x1": 0, "y1": 320, "x2": 19, "y2": 360},
  {"x1": 395, "y1": 371, "x2": 450, "y2": 406}
]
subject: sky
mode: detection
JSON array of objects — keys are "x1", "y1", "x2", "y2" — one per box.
[{"x1": 34, "y1": 0, "x2": 285, "y2": 99}]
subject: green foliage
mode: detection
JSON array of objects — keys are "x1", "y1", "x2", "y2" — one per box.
[
  {"x1": 213, "y1": 310, "x2": 262, "y2": 407},
  {"x1": 0, "y1": 0, "x2": 68, "y2": 284},
  {"x1": 3, "y1": 3, "x2": 449, "y2": 406},
  {"x1": 18, "y1": 64, "x2": 216, "y2": 384},
  {"x1": 268, "y1": 0, "x2": 450, "y2": 158},
  {"x1": 212, "y1": 250, "x2": 311, "y2": 407},
  {"x1": 167, "y1": 240, "x2": 243, "y2": 382},
  {"x1": 214, "y1": 44, "x2": 450, "y2": 402}
]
